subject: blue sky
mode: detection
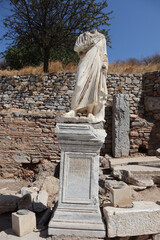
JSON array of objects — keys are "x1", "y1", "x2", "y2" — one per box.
[
  {"x1": 0, "y1": 1, "x2": 11, "y2": 53},
  {"x1": 107, "y1": 0, "x2": 160, "y2": 62},
  {"x1": 0, "y1": 0, "x2": 160, "y2": 63}
]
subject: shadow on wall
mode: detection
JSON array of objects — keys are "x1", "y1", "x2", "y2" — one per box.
[
  {"x1": 141, "y1": 71, "x2": 160, "y2": 155},
  {"x1": 101, "y1": 105, "x2": 112, "y2": 156}
]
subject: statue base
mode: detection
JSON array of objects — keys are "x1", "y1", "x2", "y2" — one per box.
[{"x1": 48, "y1": 120, "x2": 106, "y2": 238}]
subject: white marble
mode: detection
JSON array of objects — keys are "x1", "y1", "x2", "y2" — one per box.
[
  {"x1": 64, "y1": 30, "x2": 108, "y2": 123},
  {"x1": 104, "y1": 201, "x2": 160, "y2": 238},
  {"x1": 12, "y1": 211, "x2": 36, "y2": 237},
  {"x1": 48, "y1": 122, "x2": 106, "y2": 238}
]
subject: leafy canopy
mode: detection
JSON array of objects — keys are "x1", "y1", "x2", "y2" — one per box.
[{"x1": 2, "y1": 0, "x2": 112, "y2": 72}]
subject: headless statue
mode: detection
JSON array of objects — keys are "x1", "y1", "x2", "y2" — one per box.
[{"x1": 64, "y1": 29, "x2": 108, "y2": 122}]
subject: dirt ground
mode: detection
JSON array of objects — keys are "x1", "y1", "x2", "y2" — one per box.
[
  {"x1": 0, "y1": 179, "x2": 31, "y2": 193},
  {"x1": 0, "y1": 156, "x2": 160, "y2": 240}
]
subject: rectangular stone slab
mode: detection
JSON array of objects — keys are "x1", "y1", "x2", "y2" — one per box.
[
  {"x1": 112, "y1": 94, "x2": 130, "y2": 158},
  {"x1": 104, "y1": 201, "x2": 160, "y2": 238},
  {"x1": 112, "y1": 164, "x2": 160, "y2": 186},
  {"x1": 109, "y1": 156, "x2": 160, "y2": 169},
  {"x1": 62, "y1": 152, "x2": 94, "y2": 204}
]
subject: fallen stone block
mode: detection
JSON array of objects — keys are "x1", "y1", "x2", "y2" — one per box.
[
  {"x1": 104, "y1": 201, "x2": 160, "y2": 238},
  {"x1": 12, "y1": 210, "x2": 36, "y2": 237},
  {"x1": 109, "y1": 156, "x2": 160, "y2": 169},
  {"x1": 41, "y1": 176, "x2": 59, "y2": 197},
  {"x1": 20, "y1": 187, "x2": 48, "y2": 212},
  {"x1": 113, "y1": 165, "x2": 160, "y2": 187},
  {"x1": 20, "y1": 187, "x2": 39, "y2": 197},
  {"x1": 33, "y1": 190, "x2": 48, "y2": 212}
]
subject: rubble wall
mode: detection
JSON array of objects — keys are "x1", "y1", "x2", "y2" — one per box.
[
  {"x1": 143, "y1": 71, "x2": 160, "y2": 155},
  {"x1": 0, "y1": 110, "x2": 60, "y2": 179},
  {"x1": 0, "y1": 71, "x2": 159, "y2": 178}
]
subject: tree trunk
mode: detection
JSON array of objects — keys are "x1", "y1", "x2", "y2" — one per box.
[{"x1": 43, "y1": 47, "x2": 50, "y2": 73}]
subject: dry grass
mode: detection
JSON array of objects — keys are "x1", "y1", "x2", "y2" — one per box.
[
  {"x1": 0, "y1": 61, "x2": 64, "y2": 76},
  {"x1": 0, "y1": 60, "x2": 78, "y2": 76},
  {"x1": 0, "y1": 61, "x2": 160, "y2": 76},
  {"x1": 108, "y1": 62, "x2": 160, "y2": 74}
]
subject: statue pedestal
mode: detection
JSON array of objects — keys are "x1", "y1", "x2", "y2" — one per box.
[{"x1": 48, "y1": 121, "x2": 106, "y2": 238}]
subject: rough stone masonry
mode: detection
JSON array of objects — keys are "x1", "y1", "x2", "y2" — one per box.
[{"x1": 0, "y1": 71, "x2": 159, "y2": 178}]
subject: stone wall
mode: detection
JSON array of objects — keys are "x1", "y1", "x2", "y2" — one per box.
[
  {"x1": 104, "y1": 73, "x2": 143, "y2": 155},
  {"x1": 0, "y1": 73, "x2": 144, "y2": 156},
  {"x1": 0, "y1": 71, "x2": 160, "y2": 178},
  {"x1": 143, "y1": 71, "x2": 160, "y2": 155},
  {"x1": 0, "y1": 73, "x2": 144, "y2": 114},
  {"x1": 0, "y1": 109, "x2": 60, "y2": 179}
]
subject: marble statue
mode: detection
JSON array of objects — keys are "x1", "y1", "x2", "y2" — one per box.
[{"x1": 65, "y1": 29, "x2": 108, "y2": 122}]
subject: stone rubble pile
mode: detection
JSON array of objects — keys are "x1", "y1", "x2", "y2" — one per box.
[
  {"x1": 0, "y1": 71, "x2": 160, "y2": 239},
  {"x1": 99, "y1": 155, "x2": 160, "y2": 239},
  {"x1": 0, "y1": 154, "x2": 160, "y2": 239}
]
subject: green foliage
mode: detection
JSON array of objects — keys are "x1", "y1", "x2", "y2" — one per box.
[
  {"x1": 2, "y1": 0, "x2": 112, "y2": 72},
  {"x1": 3, "y1": 45, "x2": 42, "y2": 69},
  {"x1": 50, "y1": 46, "x2": 79, "y2": 64},
  {"x1": 3, "y1": 44, "x2": 79, "y2": 69},
  {"x1": 0, "y1": 59, "x2": 8, "y2": 70}
]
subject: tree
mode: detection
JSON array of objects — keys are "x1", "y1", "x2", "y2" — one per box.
[
  {"x1": 3, "y1": 44, "x2": 79, "y2": 69},
  {"x1": 2, "y1": 0, "x2": 112, "y2": 72},
  {"x1": 4, "y1": 44, "x2": 42, "y2": 69}
]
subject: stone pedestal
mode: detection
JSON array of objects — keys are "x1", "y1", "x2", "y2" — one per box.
[{"x1": 48, "y1": 121, "x2": 106, "y2": 238}]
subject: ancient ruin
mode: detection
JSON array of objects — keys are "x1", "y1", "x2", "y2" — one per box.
[
  {"x1": 0, "y1": 32, "x2": 160, "y2": 239},
  {"x1": 48, "y1": 30, "x2": 108, "y2": 238},
  {"x1": 64, "y1": 29, "x2": 108, "y2": 122}
]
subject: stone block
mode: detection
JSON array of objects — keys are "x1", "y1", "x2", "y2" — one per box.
[
  {"x1": 12, "y1": 210, "x2": 36, "y2": 237},
  {"x1": 112, "y1": 94, "x2": 130, "y2": 157},
  {"x1": 109, "y1": 185, "x2": 132, "y2": 208},
  {"x1": 113, "y1": 164, "x2": 160, "y2": 187},
  {"x1": 41, "y1": 176, "x2": 59, "y2": 197},
  {"x1": 109, "y1": 156, "x2": 160, "y2": 169},
  {"x1": 33, "y1": 190, "x2": 48, "y2": 212},
  {"x1": 20, "y1": 187, "x2": 48, "y2": 212},
  {"x1": 104, "y1": 201, "x2": 160, "y2": 238}
]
